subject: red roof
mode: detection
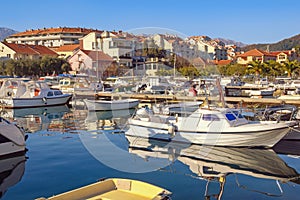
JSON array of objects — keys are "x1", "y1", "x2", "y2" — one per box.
[
  {"x1": 10, "y1": 27, "x2": 103, "y2": 37},
  {"x1": 237, "y1": 49, "x2": 275, "y2": 57},
  {"x1": 53, "y1": 44, "x2": 80, "y2": 52},
  {"x1": 214, "y1": 60, "x2": 232, "y2": 65},
  {"x1": 81, "y1": 50, "x2": 113, "y2": 61},
  {"x1": 3, "y1": 42, "x2": 57, "y2": 56}
]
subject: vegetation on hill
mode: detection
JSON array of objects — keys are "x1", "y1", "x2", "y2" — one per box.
[{"x1": 242, "y1": 34, "x2": 300, "y2": 52}]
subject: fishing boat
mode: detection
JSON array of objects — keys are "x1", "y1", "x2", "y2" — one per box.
[
  {"x1": 36, "y1": 178, "x2": 171, "y2": 200},
  {"x1": 84, "y1": 98, "x2": 140, "y2": 111},
  {"x1": 0, "y1": 80, "x2": 72, "y2": 108},
  {"x1": 125, "y1": 106, "x2": 297, "y2": 148},
  {"x1": 0, "y1": 117, "x2": 26, "y2": 156}
]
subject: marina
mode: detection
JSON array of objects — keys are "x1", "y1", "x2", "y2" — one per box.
[{"x1": 0, "y1": 99, "x2": 300, "y2": 200}]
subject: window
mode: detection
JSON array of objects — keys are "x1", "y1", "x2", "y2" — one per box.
[
  {"x1": 202, "y1": 114, "x2": 220, "y2": 121},
  {"x1": 225, "y1": 113, "x2": 236, "y2": 121},
  {"x1": 47, "y1": 91, "x2": 54, "y2": 97},
  {"x1": 54, "y1": 90, "x2": 63, "y2": 96},
  {"x1": 6, "y1": 54, "x2": 11, "y2": 58}
]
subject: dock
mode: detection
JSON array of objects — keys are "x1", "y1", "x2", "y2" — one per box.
[{"x1": 95, "y1": 92, "x2": 300, "y2": 106}]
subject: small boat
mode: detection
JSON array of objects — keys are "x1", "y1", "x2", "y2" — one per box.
[
  {"x1": 0, "y1": 80, "x2": 72, "y2": 108},
  {"x1": 0, "y1": 117, "x2": 26, "y2": 156},
  {"x1": 84, "y1": 98, "x2": 140, "y2": 111},
  {"x1": 125, "y1": 106, "x2": 297, "y2": 148},
  {"x1": 36, "y1": 178, "x2": 171, "y2": 200}
]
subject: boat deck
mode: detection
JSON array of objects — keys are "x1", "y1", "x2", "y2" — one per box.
[{"x1": 87, "y1": 190, "x2": 157, "y2": 200}]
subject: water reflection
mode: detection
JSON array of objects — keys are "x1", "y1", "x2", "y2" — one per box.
[
  {"x1": 84, "y1": 108, "x2": 136, "y2": 130},
  {"x1": 126, "y1": 136, "x2": 300, "y2": 198},
  {"x1": 0, "y1": 153, "x2": 26, "y2": 198},
  {"x1": 1, "y1": 105, "x2": 71, "y2": 133}
]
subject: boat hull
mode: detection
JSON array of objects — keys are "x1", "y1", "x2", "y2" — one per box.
[
  {"x1": 126, "y1": 119, "x2": 293, "y2": 148},
  {"x1": 84, "y1": 99, "x2": 140, "y2": 111},
  {"x1": 1, "y1": 94, "x2": 72, "y2": 108},
  {"x1": 36, "y1": 178, "x2": 171, "y2": 200}
]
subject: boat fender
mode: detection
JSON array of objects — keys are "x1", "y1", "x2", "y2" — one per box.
[
  {"x1": 168, "y1": 124, "x2": 176, "y2": 137},
  {"x1": 42, "y1": 97, "x2": 47, "y2": 104}
]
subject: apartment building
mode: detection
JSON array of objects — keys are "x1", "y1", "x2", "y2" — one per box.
[{"x1": 6, "y1": 27, "x2": 101, "y2": 47}]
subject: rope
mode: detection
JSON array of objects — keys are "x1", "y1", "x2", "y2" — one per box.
[
  {"x1": 234, "y1": 174, "x2": 283, "y2": 197},
  {"x1": 289, "y1": 126, "x2": 300, "y2": 133}
]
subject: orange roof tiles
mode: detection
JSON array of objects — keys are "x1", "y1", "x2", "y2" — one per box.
[
  {"x1": 54, "y1": 44, "x2": 80, "y2": 52},
  {"x1": 214, "y1": 60, "x2": 232, "y2": 65},
  {"x1": 10, "y1": 27, "x2": 103, "y2": 37},
  {"x1": 237, "y1": 49, "x2": 275, "y2": 57},
  {"x1": 3, "y1": 42, "x2": 57, "y2": 56}
]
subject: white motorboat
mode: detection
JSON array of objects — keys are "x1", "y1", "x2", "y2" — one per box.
[
  {"x1": 0, "y1": 80, "x2": 72, "y2": 108},
  {"x1": 0, "y1": 117, "x2": 26, "y2": 156},
  {"x1": 152, "y1": 101, "x2": 202, "y2": 115},
  {"x1": 84, "y1": 98, "x2": 140, "y2": 111},
  {"x1": 125, "y1": 106, "x2": 297, "y2": 148}
]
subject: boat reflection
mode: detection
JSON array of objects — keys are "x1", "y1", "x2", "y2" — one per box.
[
  {"x1": 0, "y1": 153, "x2": 26, "y2": 198},
  {"x1": 2, "y1": 105, "x2": 71, "y2": 133},
  {"x1": 273, "y1": 139, "x2": 300, "y2": 157},
  {"x1": 84, "y1": 108, "x2": 136, "y2": 130},
  {"x1": 126, "y1": 136, "x2": 300, "y2": 198}
]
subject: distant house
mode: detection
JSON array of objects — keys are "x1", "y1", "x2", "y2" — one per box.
[
  {"x1": 68, "y1": 49, "x2": 113, "y2": 78},
  {"x1": 0, "y1": 41, "x2": 57, "y2": 60},
  {"x1": 51, "y1": 44, "x2": 80, "y2": 59},
  {"x1": 269, "y1": 50, "x2": 298, "y2": 63},
  {"x1": 235, "y1": 49, "x2": 276, "y2": 65}
]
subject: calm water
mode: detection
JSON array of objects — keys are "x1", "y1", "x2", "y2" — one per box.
[{"x1": 1, "y1": 103, "x2": 300, "y2": 200}]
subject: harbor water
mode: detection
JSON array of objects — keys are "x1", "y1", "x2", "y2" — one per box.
[{"x1": 1, "y1": 103, "x2": 300, "y2": 200}]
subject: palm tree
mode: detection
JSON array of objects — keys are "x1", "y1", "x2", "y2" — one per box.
[
  {"x1": 282, "y1": 60, "x2": 299, "y2": 77},
  {"x1": 247, "y1": 60, "x2": 264, "y2": 77}
]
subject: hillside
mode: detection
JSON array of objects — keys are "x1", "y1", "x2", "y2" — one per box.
[
  {"x1": 242, "y1": 34, "x2": 300, "y2": 51},
  {"x1": 0, "y1": 27, "x2": 18, "y2": 41}
]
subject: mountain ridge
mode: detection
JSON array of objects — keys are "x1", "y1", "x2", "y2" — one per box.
[{"x1": 0, "y1": 27, "x2": 18, "y2": 41}]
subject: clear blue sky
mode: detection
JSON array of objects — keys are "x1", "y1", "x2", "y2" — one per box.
[{"x1": 2, "y1": 0, "x2": 299, "y2": 44}]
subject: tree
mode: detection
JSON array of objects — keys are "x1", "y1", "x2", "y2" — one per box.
[
  {"x1": 282, "y1": 60, "x2": 299, "y2": 77},
  {"x1": 247, "y1": 61, "x2": 265, "y2": 77}
]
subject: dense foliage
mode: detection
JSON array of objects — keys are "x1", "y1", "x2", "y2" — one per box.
[
  {"x1": 0, "y1": 56, "x2": 71, "y2": 77},
  {"x1": 216, "y1": 60, "x2": 300, "y2": 80}
]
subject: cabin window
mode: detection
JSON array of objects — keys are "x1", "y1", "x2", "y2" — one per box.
[
  {"x1": 202, "y1": 114, "x2": 220, "y2": 121},
  {"x1": 232, "y1": 111, "x2": 244, "y2": 119},
  {"x1": 54, "y1": 90, "x2": 63, "y2": 96},
  {"x1": 47, "y1": 91, "x2": 54, "y2": 97},
  {"x1": 225, "y1": 113, "x2": 236, "y2": 121}
]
